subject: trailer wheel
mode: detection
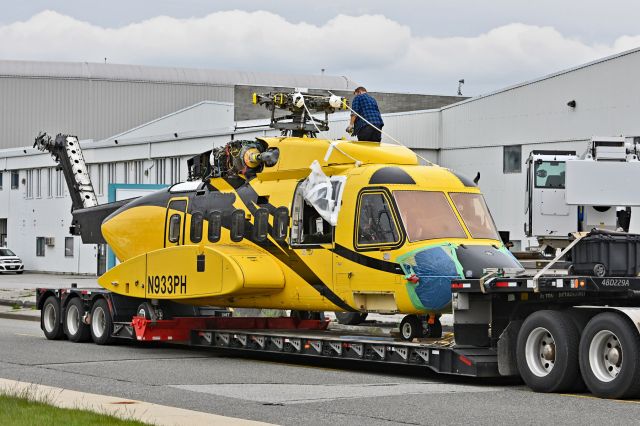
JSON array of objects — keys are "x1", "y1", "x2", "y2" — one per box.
[
  {"x1": 63, "y1": 298, "x2": 91, "y2": 342},
  {"x1": 579, "y1": 312, "x2": 640, "y2": 399},
  {"x1": 400, "y1": 315, "x2": 423, "y2": 341},
  {"x1": 593, "y1": 263, "x2": 607, "y2": 277},
  {"x1": 335, "y1": 312, "x2": 368, "y2": 325},
  {"x1": 516, "y1": 310, "x2": 580, "y2": 393},
  {"x1": 41, "y1": 296, "x2": 64, "y2": 340},
  {"x1": 90, "y1": 299, "x2": 114, "y2": 345}
]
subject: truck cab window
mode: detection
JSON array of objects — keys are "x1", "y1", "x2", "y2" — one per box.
[
  {"x1": 357, "y1": 192, "x2": 400, "y2": 247},
  {"x1": 534, "y1": 160, "x2": 566, "y2": 188}
]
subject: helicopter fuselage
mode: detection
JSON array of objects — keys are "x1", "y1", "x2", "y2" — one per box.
[{"x1": 98, "y1": 136, "x2": 521, "y2": 315}]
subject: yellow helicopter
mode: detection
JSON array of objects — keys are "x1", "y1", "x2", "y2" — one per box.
[{"x1": 35, "y1": 91, "x2": 522, "y2": 340}]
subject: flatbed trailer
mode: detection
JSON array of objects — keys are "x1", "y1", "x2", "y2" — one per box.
[{"x1": 35, "y1": 272, "x2": 640, "y2": 399}]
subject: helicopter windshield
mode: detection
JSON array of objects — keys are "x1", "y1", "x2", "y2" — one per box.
[
  {"x1": 449, "y1": 193, "x2": 500, "y2": 240},
  {"x1": 394, "y1": 191, "x2": 467, "y2": 242}
]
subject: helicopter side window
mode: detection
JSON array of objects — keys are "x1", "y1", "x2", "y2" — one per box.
[
  {"x1": 168, "y1": 214, "x2": 181, "y2": 243},
  {"x1": 356, "y1": 192, "x2": 400, "y2": 247},
  {"x1": 253, "y1": 208, "x2": 269, "y2": 242},
  {"x1": 190, "y1": 211, "x2": 203, "y2": 243},
  {"x1": 230, "y1": 209, "x2": 245, "y2": 242},
  {"x1": 272, "y1": 207, "x2": 290, "y2": 242},
  {"x1": 208, "y1": 211, "x2": 222, "y2": 242}
]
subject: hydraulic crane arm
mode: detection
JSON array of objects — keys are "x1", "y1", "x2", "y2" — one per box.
[{"x1": 34, "y1": 133, "x2": 130, "y2": 244}]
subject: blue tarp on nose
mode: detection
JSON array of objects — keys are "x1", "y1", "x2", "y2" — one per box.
[{"x1": 399, "y1": 245, "x2": 461, "y2": 311}]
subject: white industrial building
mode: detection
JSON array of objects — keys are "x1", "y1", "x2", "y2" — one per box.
[{"x1": 2, "y1": 46, "x2": 640, "y2": 273}]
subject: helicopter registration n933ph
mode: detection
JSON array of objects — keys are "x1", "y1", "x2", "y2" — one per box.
[{"x1": 35, "y1": 91, "x2": 522, "y2": 340}]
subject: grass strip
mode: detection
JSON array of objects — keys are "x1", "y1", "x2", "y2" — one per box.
[{"x1": 0, "y1": 394, "x2": 149, "y2": 425}]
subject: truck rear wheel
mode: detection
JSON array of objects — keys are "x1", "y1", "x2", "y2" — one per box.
[
  {"x1": 90, "y1": 299, "x2": 114, "y2": 345},
  {"x1": 516, "y1": 310, "x2": 580, "y2": 393},
  {"x1": 41, "y1": 296, "x2": 64, "y2": 340},
  {"x1": 579, "y1": 312, "x2": 640, "y2": 399},
  {"x1": 63, "y1": 297, "x2": 91, "y2": 342}
]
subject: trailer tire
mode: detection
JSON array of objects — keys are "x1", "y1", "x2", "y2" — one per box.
[
  {"x1": 516, "y1": 310, "x2": 580, "y2": 393},
  {"x1": 400, "y1": 315, "x2": 423, "y2": 341},
  {"x1": 579, "y1": 312, "x2": 640, "y2": 399},
  {"x1": 335, "y1": 312, "x2": 368, "y2": 325},
  {"x1": 63, "y1": 297, "x2": 91, "y2": 342},
  {"x1": 90, "y1": 299, "x2": 114, "y2": 345},
  {"x1": 41, "y1": 296, "x2": 64, "y2": 340}
]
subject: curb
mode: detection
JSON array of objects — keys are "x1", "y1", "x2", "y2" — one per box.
[
  {"x1": 0, "y1": 298, "x2": 36, "y2": 308},
  {"x1": 0, "y1": 311, "x2": 40, "y2": 322}
]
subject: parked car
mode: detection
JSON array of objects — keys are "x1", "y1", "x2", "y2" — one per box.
[{"x1": 0, "y1": 248, "x2": 24, "y2": 274}]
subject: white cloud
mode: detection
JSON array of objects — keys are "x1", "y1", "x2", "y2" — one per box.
[{"x1": 0, "y1": 10, "x2": 638, "y2": 95}]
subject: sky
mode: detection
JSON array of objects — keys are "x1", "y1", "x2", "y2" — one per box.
[{"x1": 2, "y1": 1, "x2": 640, "y2": 96}]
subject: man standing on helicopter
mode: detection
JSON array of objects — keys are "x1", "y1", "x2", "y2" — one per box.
[{"x1": 346, "y1": 87, "x2": 384, "y2": 142}]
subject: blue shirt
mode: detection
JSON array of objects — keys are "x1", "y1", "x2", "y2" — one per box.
[{"x1": 351, "y1": 93, "x2": 383, "y2": 133}]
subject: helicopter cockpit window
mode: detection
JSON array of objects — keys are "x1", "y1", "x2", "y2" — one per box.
[
  {"x1": 190, "y1": 211, "x2": 203, "y2": 243},
  {"x1": 357, "y1": 192, "x2": 400, "y2": 247},
  {"x1": 272, "y1": 207, "x2": 290, "y2": 242},
  {"x1": 207, "y1": 211, "x2": 222, "y2": 242},
  {"x1": 394, "y1": 191, "x2": 466, "y2": 242},
  {"x1": 449, "y1": 192, "x2": 500, "y2": 240},
  {"x1": 534, "y1": 160, "x2": 566, "y2": 188},
  {"x1": 230, "y1": 209, "x2": 245, "y2": 242},
  {"x1": 168, "y1": 214, "x2": 181, "y2": 243}
]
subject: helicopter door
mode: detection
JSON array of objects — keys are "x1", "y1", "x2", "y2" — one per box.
[
  {"x1": 165, "y1": 198, "x2": 188, "y2": 247},
  {"x1": 290, "y1": 185, "x2": 334, "y2": 296}
]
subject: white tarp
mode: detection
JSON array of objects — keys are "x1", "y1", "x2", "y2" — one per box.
[{"x1": 300, "y1": 160, "x2": 346, "y2": 226}]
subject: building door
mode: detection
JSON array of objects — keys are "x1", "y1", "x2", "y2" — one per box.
[
  {"x1": 165, "y1": 198, "x2": 188, "y2": 247},
  {"x1": 0, "y1": 218, "x2": 6, "y2": 247}
]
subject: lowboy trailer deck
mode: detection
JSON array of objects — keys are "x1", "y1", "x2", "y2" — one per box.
[{"x1": 36, "y1": 272, "x2": 640, "y2": 399}]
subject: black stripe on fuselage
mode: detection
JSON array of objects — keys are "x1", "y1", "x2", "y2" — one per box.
[
  {"x1": 331, "y1": 244, "x2": 404, "y2": 275},
  {"x1": 224, "y1": 177, "x2": 356, "y2": 312}
]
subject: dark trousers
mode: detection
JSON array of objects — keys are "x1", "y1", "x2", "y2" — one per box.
[{"x1": 356, "y1": 124, "x2": 382, "y2": 142}]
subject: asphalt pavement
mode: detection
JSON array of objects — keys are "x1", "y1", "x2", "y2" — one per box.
[{"x1": 1, "y1": 317, "x2": 640, "y2": 425}]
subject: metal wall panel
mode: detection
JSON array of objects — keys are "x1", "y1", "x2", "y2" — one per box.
[
  {"x1": 441, "y1": 50, "x2": 640, "y2": 149},
  {"x1": 0, "y1": 77, "x2": 233, "y2": 149}
]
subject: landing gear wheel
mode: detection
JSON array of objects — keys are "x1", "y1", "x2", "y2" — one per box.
[
  {"x1": 567, "y1": 265, "x2": 575, "y2": 276},
  {"x1": 137, "y1": 302, "x2": 161, "y2": 321},
  {"x1": 41, "y1": 296, "x2": 64, "y2": 340},
  {"x1": 335, "y1": 312, "x2": 368, "y2": 325},
  {"x1": 516, "y1": 310, "x2": 580, "y2": 393},
  {"x1": 425, "y1": 315, "x2": 443, "y2": 338},
  {"x1": 90, "y1": 299, "x2": 114, "y2": 345},
  {"x1": 400, "y1": 315, "x2": 423, "y2": 341},
  {"x1": 593, "y1": 263, "x2": 607, "y2": 277},
  {"x1": 579, "y1": 312, "x2": 640, "y2": 399},
  {"x1": 63, "y1": 298, "x2": 90, "y2": 342}
]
